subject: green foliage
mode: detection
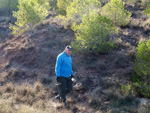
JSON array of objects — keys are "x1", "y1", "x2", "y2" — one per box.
[
  {"x1": 121, "y1": 84, "x2": 134, "y2": 96},
  {"x1": 59, "y1": 0, "x2": 101, "y2": 27},
  {"x1": 135, "y1": 39, "x2": 150, "y2": 77},
  {"x1": 133, "y1": 39, "x2": 150, "y2": 97},
  {"x1": 101, "y1": 0, "x2": 132, "y2": 26},
  {"x1": 141, "y1": 0, "x2": 150, "y2": 5},
  {"x1": 133, "y1": 81, "x2": 150, "y2": 97},
  {"x1": 144, "y1": 3, "x2": 150, "y2": 23},
  {"x1": 9, "y1": 0, "x2": 50, "y2": 35},
  {"x1": 67, "y1": 0, "x2": 101, "y2": 24},
  {"x1": 71, "y1": 10, "x2": 117, "y2": 54},
  {"x1": 57, "y1": 0, "x2": 73, "y2": 15}
]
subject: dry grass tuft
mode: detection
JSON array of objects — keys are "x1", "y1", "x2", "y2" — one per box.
[
  {"x1": 0, "y1": 83, "x2": 14, "y2": 98},
  {"x1": 34, "y1": 81, "x2": 43, "y2": 92},
  {"x1": 33, "y1": 99, "x2": 46, "y2": 109},
  {"x1": 14, "y1": 83, "x2": 35, "y2": 104},
  {"x1": 0, "y1": 72, "x2": 9, "y2": 83},
  {"x1": 4, "y1": 83, "x2": 14, "y2": 93}
]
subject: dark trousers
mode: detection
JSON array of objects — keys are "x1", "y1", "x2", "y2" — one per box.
[{"x1": 57, "y1": 76, "x2": 72, "y2": 102}]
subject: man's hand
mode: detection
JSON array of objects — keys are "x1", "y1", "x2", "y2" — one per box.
[
  {"x1": 70, "y1": 74, "x2": 73, "y2": 78},
  {"x1": 56, "y1": 77, "x2": 60, "y2": 82}
]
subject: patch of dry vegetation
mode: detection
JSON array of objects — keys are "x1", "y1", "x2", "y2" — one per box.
[
  {"x1": 0, "y1": 98, "x2": 57, "y2": 113},
  {"x1": 0, "y1": 82, "x2": 66, "y2": 113}
]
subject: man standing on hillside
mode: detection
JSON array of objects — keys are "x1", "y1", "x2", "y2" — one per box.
[{"x1": 55, "y1": 45, "x2": 73, "y2": 108}]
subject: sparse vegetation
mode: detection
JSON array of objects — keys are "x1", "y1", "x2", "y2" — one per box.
[
  {"x1": 58, "y1": 0, "x2": 101, "y2": 28},
  {"x1": 0, "y1": 82, "x2": 57, "y2": 113},
  {"x1": 0, "y1": 98, "x2": 57, "y2": 113},
  {"x1": 0, "y1": 0, "x2": 150, "y2": 112}
]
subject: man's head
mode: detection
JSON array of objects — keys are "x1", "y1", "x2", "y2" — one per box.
[{"x1": 65, "y1": 45, "x2": 72, "y2": 56}]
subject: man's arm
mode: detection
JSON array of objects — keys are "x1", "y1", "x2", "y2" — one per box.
[{"x1": 55, "y1": 55, "x2": 62, "y2": 77}]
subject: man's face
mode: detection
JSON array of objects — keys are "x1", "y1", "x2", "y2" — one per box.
[{"x1": 65, "y1": 49, "x2": 72, "y2": 56}]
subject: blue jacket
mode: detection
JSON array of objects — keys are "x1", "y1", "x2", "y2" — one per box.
[{"x1": 55, "y1": 51, "x2": 73, "y2": 78}]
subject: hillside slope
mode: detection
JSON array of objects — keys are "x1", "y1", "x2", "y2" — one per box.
[{"x1": 0, "y1": 2, "x2": 150, "y2": 113}]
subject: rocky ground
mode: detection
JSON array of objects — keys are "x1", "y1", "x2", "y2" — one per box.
[{"x1": 0, "y1": 1, "x2": 150, "y2": 113}]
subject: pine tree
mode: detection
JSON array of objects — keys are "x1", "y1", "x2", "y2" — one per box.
[
  {"x1": 57, "y1": 0, "x2": 101, "y2": 28},
  {"x1": 66, "y1": 0, "x2": 101, "y2": 25},
  {"x1": 9, "y1": 0, "x2": 50, "y2": 35},
  {"x1": 101, "y1": 0, "x2": 131, "y2": 26},
  {"x1": 134, "y1": 39, "x2": 150, "y2": 97},
  {"x1": 71, "y1": 10, "x2": 117, "y2": 54},
  {"x1": 135, "y1": 39, "x2": 150, "y2": 77}
]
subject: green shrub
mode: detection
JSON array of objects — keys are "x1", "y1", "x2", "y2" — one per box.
[
  {"x1": 145, "y1": 3, "x2": 150, "y2": 16},
  {"x1": 134, "y1": 39, "x2": 150, "y2": 97},
  {"x1": 71, "y1": 10, "x2": 117, "y2": 54},
  {"x1": 58, "y1": 0, "x2": 101, "y2": 28},
  {"x1": 144, "y1": 3, "x2": 150, "y2": 24},
  {"x1": 121, "y1": 84, "x2": 135, "y2": 98},
  {"x1": 134, "y1": 81, "x2": 150, "y2": 97},
  {"x1": 9, "y1": 0, "x2": 50, "y2": 35},
  {"x1": 57, "y1": 0, "x2": 73, "y2": 15},
  {"x1": 101, "y1": 0, "x2": 131, "y2": 26},
  {"x1": 135, "y1": 39, "x2": 150, "y2": 78}
]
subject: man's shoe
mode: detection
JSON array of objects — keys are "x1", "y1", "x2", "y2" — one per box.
[{"x1": 64, "y1": 101, "x2": 68, "y2": 108}]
